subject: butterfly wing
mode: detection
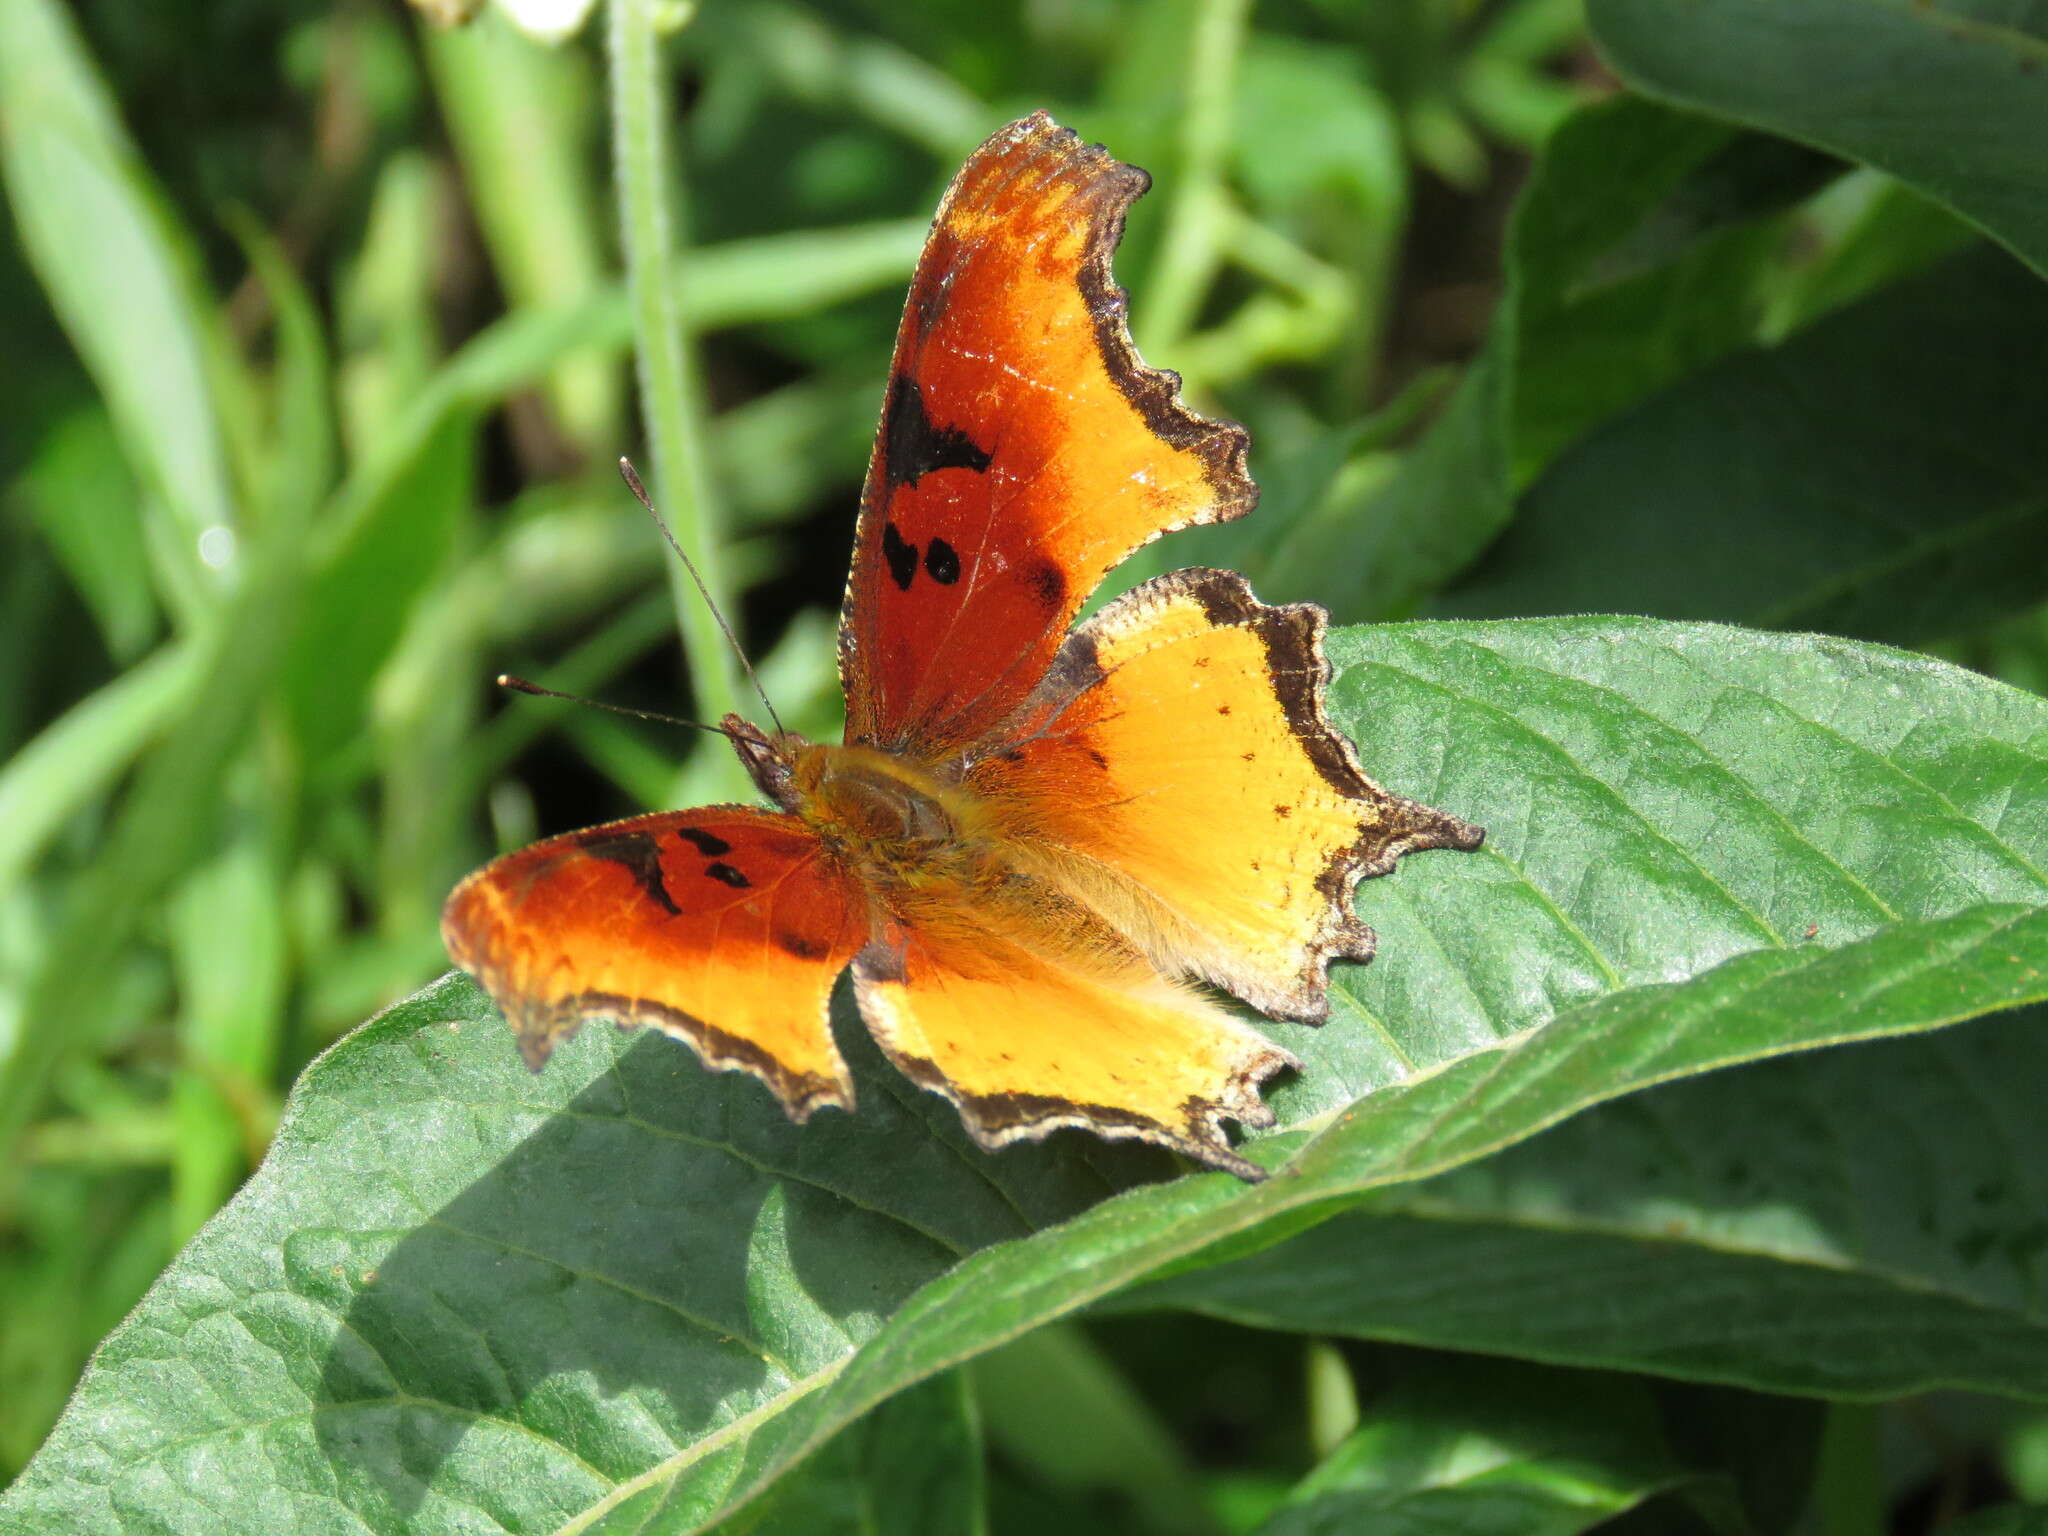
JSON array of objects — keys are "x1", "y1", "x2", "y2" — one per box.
[
  {"x1": 968, "y1": 568, "x2": 1484, "y2": 1024},
  {"x1": 442, "y1": 806, "x2": 868, "y2": 1117},
  {"x1": 852, "y1": 903, "x2": 1296, "y2": 1181},
  {"x1": 838, "y1": 112, "x2": 1254, "y2": 759}
]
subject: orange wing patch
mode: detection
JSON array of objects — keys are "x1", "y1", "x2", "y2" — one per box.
[
  {"x1": 839, "y1": 112, "x2": 1255, "y2": 759},
  {"x1": 972, "y1": 569, "x2": 1485, "y2": 1023},
  {"x1": 852, "y1": 907, "x2": 1295, "y2": 1181},
  {"x1": 441, "y1": 806, "x2": 867, "y2": 1117}
]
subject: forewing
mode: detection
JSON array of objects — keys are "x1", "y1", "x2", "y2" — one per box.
[
  {"x1": 442, "y1": 806, "x2": 868, "y2": 1118},
  {"x1": 839, "y1": 112, "x2": 1255, "y2": 759}
]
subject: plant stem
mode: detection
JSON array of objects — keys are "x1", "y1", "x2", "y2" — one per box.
[
  {"x1": 1137, "y1": 0, "x2": 1252, "y2": 361},
  {"x1": 606, "y1": 0, "x2": 746, "y2": 765}
]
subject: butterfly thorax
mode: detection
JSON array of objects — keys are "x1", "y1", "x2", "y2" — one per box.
[{"x1": 725, "y1": 714, "x2": 995, "y2": 889}]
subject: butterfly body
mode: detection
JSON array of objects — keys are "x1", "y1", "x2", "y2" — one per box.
[
  {"x1": 728, "y1": 715, "x2": 1170, "y2": 991},
  {"x1": 444, "y1": 115, "x2": 1483, "y2": 1180},
  {"x1": 776, "y1": 735, "x2": 991, "y2": 879}
]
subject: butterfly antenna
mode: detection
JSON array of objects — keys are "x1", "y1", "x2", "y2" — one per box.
[
  {"x1": 617, "y1": 457, "x2": 786, "y2": 736},
  {"x1": 497, "y1": 675, "x2": 737, "y2": 739}
]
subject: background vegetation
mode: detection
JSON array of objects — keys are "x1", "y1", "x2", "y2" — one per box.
[{"x1": 4, "y1": 0, "x2": 2048, "y2": 1530}]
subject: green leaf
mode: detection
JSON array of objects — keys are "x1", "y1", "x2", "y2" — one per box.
[
  {"x1": 1249, "y1": 1357, "x2": 1708, "y2": 1536},
  {"x1": 225, "y1": 211, "x2": 335, "y2": 533},
  {"x1": 970, "y1": 1325, "x2": 1215, "y2": 1536},
  {"x1": 282, "y1": 412, "x2": 473, "y2": 770},
  {"x1": 1939, "y1": 1509, "x2": 2048, "y2": 1536},
  {"x1": 424, "y1": 7, "x2": 619, "y2": 452},
  {"x1": 1275, "y1": 96, "x2": 1822, "y2": 618},
  {"x1": 0, "y1": 483, "x2": 310, "y2": 1194},
  {"x1": 0, "y1": 640, "x2": 202, "y2": 891},
  {"x1": 10, "y1": 408, "x2": 156, "y2": 660},
  {"x1": 1438, "y1": 243, "x2": 2048, "y2": 644},
  {"x1": 715, "y1": 1371, "x2": 984, "y2": 1535},
  {"x1": 9, "y1": 618, "x2": 2048, "y2": 1533},
  {"x1": 0, "y1": 0, "x2": 237, "y2": 623},
  {"x1": 167, "y1": 826, "x2": 287, "y2": 1242},
  {"x1": 1122, "y1": 1006, "x2": 2048, "y2": 1402},
  {"x1": 1588, "y1": 0, "x2": 2048, "y2": 281},
  {"x1": 1768, "y1": 178, "x2": 1977, "y2": 335}
]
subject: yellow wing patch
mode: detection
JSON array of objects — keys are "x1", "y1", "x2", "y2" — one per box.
[
  {"x1": 852, "y1": 906, "x2": 1294, "y2": 1180},
  {"x1": 973, "y1": 569, "x2": 1484, "y2": 1023}
]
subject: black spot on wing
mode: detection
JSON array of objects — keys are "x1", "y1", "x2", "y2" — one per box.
[
  {"x1": 777, "y1": 930, "x2": 827, "y2": 960},
  {"x1": 576, "y1": 829, "x2": 680, "y2": 917},
  {"x1": 705, "y1": 862, "x2": 750, "y2": 889},
  {"x1": 675, "y1": 827, "x2": 731, "y2": 857},
  {"x1": 1025, "y1": 561, "x2": 1066, "y2": 609},
  {"x1": 882, "y1": 522, "x2": 919, "y2": 591},
  {"x1": 883, "y1": 374, "x2": 992, "y2": 489},
  {"x1": 924, "y1": 537, "x2": 961, "y2": 584}
]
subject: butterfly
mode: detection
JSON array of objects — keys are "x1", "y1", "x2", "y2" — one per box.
[{"x1": 442, "y1": 112, "x2": 1484, "y2": 1181}]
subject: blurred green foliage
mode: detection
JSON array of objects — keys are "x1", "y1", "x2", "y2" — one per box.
[{"x1": 5, "y1": 0, "x2": 2048, "y2": 1528}]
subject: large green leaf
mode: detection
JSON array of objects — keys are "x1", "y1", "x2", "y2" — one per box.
[
  {"x1": 8, "y1": 618, "x2": 2048, "y2": 1533},
  {"x1": 1273, "y1": 96, "x2": 1829, "y2": 619},
  {"x1": 1589, "y1": 0, "x2": 2048, "y2": 281},
  {"x1": 1439, "y1": 244, "x2": 2048, "y2": 643},
  {"x1": 1123, "y1": 1006, "x2": 2048, "y2": 1402}
]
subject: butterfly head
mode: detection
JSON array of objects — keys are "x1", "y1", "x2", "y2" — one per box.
[{"x1": 723, "y1": 714, "x2": 811, "y2": 811}]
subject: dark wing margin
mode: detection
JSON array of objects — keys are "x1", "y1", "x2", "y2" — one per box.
[
  {"x1": 442, "y1": 806, "x2": 868, "y2": 1119},
  {"x1": 838, "y1": 112, "x2": 1256, "y2": 761}
]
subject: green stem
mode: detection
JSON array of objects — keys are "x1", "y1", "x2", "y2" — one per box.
[
  {"x1": 1807, "y1": 1403, "x2": 1886, "y2": 1536},
  {"x1": 1137, "y1": 0, "x2": 1252, "y2": 359},
  {"x1": 606, "y1": 0, "x2": 747, "y2": 767}
]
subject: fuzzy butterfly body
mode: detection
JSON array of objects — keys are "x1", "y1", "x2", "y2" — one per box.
[{"x1": 443, "y1": 113, "x2": 1483, "y2": 1180}]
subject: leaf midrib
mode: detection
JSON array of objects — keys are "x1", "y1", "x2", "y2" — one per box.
[{"x1": 550, "y1": 1356, "x2": 847, "y2": 1536}]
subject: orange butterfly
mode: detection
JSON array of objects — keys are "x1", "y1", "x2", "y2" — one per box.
[{"x1": 443, "y1": 113, "x2": 1483, "y2": 1180}]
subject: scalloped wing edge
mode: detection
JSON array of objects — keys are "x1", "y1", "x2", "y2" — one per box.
[
  {"x1": 1025, "y1": 566, "x2": 1485, "y2": 1024},
  {"x1": 851, "y1": 945, "x2": 1297, "y2": 1182}
]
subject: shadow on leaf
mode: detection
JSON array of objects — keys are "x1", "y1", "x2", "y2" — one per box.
[{"x1": 309, "y1": 975, "x2": 1169, "y2": 1524}]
